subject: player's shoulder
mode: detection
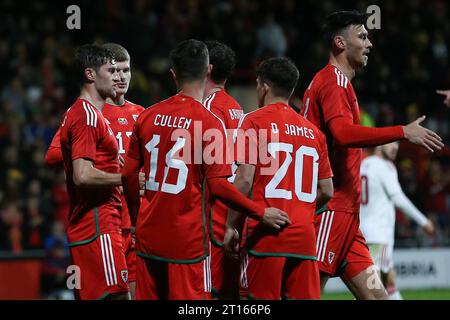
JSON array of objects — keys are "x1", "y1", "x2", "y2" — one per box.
[
  {"x1": 238, "y1": 106, "x2": 264, "y2": 124},
  {"x1": 313, "y1": 64, "x2": 351, "y2": 90},
  {"x1": 137, "y1": 96, "x2": 176, "y2": 120},
  {"x1": 66, "y1": 99, "x2": 100, "y2": 126},
  {"x1": 201, "y1": 103, "x2": 227, "y2": 128},
  {"x1": 124, "y1": 100, "x2": 145, "y2": 112},
  {"x1": 295, "y1": 111, "x2": 322, "y2": 132},
  {"x1": 204, "y1": 89, "x2": 241, "y2": 110}
]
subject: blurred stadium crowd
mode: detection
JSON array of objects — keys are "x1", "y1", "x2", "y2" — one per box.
[{"x1": 0, "y1": 0, "x2": 449, "y2": 297}]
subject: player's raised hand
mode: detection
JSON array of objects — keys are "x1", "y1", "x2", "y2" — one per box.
[
  {"x1": 436, "y1": 89, "x2": 450, "y2": 108},
  {"x1": 262, "y1": 208, "x2": 291, "y2": 229},
  {"x1": 403, "y1": 116, "x2": 444, "y2": 152},
  {"x1": 423, "y1": 219, "x2": 435, "y2": 236},
  {"x1": 223, "y1": 227, "x2": 240, "y2": 260}
]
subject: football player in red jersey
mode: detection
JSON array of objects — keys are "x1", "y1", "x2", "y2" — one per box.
[
  {"x1": 45, "y1": 43, "x2": 144, "y2": 299},
  {"x1": 100, "y1": 43, "x2": 144, "y2": 299},
  {"x1": 224, "y1": 58, "x2": 334, "y2": 299},
  {"x1": 122, "y1": 39, "x2": 291, "y2": 300},
  {"x1": 59, "y1": 44, "x2": 130, "y2": 300},
  {"x1": 202, "y1": 40, "x2": 244, "y2": 299},
  {"x1": 301, "y1": 11, "x2": 444, "y2": 299}
]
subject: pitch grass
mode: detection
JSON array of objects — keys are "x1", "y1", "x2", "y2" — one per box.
[{"x1": 322, "y1": 289, "x2": 450, "y2": 300}]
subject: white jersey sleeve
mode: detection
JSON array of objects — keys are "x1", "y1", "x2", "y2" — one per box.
[{"x1": 379, "y1": 164, "x2": 428, "y2": 227}]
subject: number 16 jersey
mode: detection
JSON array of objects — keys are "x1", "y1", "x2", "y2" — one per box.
[{"x1": 126, "y1": 93, "x2": 231, "y2": 263}]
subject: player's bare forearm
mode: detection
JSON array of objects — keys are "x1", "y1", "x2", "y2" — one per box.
[
  {"x1": 316, "y1": 178, "x2": 333, "y2": 211},
  {"x1": 73, "y1": 158, "x2": 122, "y2": 187}
]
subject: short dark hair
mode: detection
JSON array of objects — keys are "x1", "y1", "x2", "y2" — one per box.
[
  {"x1": 73, "y1": 44, "x2": 115, "y2": 84},
  {"x1": 102, "y1": 43, "x2": 130, "y2": 62},
  {"x1": 322, "y1": 10, "x2": 368, "y2": 48},
  {"x1": 256, "y1": 58, "x2": 299, "y2": 99},
  {"x1": 169, "y1": 39, "x2": 209, "y2": 84},
  {"x1": 205, "y1": 41, "x2": 236, "y2": 84}
]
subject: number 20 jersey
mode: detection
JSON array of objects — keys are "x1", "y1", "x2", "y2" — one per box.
[
  {"x1": 126, "y1": 93, "x2": 231, "y2": 263},
  {"x1": 237, "y1": 103, "x2": 333, "y2": 258}
]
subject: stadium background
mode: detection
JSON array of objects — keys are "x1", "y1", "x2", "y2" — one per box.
[{"x1": 0, "y1": 0, "x2": 449, "y2": 299}]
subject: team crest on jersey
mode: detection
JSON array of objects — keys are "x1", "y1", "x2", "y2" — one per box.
[
  {"x1": 132, "y1": 114, "x2": 139, "y2": 122},
  {"x1": 121, "y1": 270, "x2": 128, "y2": 283},
  {"x1": 118, "y1": 118, "x2": 128, "y2": 125},
  {"x1": 328, "y1": 251, "x2": 335, "y2": 264}
]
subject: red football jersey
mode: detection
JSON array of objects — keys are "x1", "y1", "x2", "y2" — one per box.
[
  {"x1": 236, "y1": 102, "x2": 333, "y2": 258},
  {"x1": 301, "y1": 64, "x2": 362, "y2": 213},
  {"x1": 102, "y1": 100, "x2": 145, "y2": 229},
  {"x1": 60, "y1": 98, "x2": 122, "y2": 245},
  {"x1": 126, "y1": 93, "x2": 232, "y2": 262},
  {"x1": 204, "y1": 89, "x2": 244, "y2": 246}
]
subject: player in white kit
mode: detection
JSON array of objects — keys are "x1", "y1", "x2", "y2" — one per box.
[{"x1": 359, "y1": 142, "x2": 435, "y2": 300}]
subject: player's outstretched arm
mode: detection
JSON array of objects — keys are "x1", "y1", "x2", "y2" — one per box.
[
  {"x1": 316, "y1": 178, "x2": 333, "y2": 211},
  {"x1": 402, "y1": 116, "x2": 444, "y2": 152},
  {"x1": 72, "y1": 158, "x2": 122, "y2": 188},
  {"x1": 328, "y1": 116, "x2": 443, "y2": 152},
  {"x1": 436, "y1": 89, "x2": 450, "y2": 107},
  {"x1": 391, "y1": 191, "x2": 434, "y2": 235}
]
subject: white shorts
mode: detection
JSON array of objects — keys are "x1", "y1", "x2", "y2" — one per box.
[{"x1": 367, "y1": 243, "x2": 393, "y2": 274}]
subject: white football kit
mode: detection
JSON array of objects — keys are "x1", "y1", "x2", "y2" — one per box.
[{"x1": 359, "y1": 155, "x2": 428, "y2": 273}]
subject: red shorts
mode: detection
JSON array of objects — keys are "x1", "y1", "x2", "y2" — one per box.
[
  {"x1": 245, "y1": 255, "x2": 320, "y2": 299},
  {"x1": 210, "y1": 243, "x2": 240, "y2": 298},
  {"x1": 122, "y1": 229, "x2": 136, "y2": 282},
  {"x1": 69, "y1": 232, "x2": 130, "y2": 300},
  {"x1": 135, "y1": 255, "x2": 212, "y2": 300},
  {"x1": 314, "y1": 210, "x2": 373, "y2": 280}
]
